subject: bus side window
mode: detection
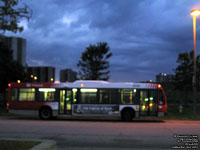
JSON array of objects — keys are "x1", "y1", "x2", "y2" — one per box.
[
  {"x1": 19, "y1": 88, "x2": 35, "y2": 101},
  {"x1": 80, "y1": 89, "x2": 98, "y2": 104},
  {"x1": 11, "y1": 88, "x2": 18, "y2": 101},
  {"x1": 38, "y1": 88, "x2": 55, "y2": 101},
  {"x1": 139, "y1": 90, "x2": 148, "y2": 107},
  {"x1": 120, "y1": 89, "x2": 137, "y2": 105},
  {"x1": 159, "y1": 90, "x2": 165, "y2": 105},
  {"x1": 99, "y1": 89, "x2": 118, "y2": 104}
]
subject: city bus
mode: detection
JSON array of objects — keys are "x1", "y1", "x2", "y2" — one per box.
[{"x1": 7, "y1": 80, "x2": 167, "y2": 121}]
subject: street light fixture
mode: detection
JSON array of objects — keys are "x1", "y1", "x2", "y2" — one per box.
[{"x1": 190, "y1": 9, "x2": 200, "y2": 119}]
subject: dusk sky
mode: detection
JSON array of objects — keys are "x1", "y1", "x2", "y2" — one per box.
[{"x1": 5, "y1": 0, "x2": 200, "y2": 82}]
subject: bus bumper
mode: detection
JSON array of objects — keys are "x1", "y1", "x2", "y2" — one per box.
[{"x1": 158, "y1": 112, "x2": 165, "y2": 117}]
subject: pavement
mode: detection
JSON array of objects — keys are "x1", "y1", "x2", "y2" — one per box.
[{"x1": 0, "y1": 116, "x2": 199, "y2": 150}]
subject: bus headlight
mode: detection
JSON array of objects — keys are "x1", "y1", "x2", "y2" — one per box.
[{"x1": 6, "y1": 103, "x2": 9, "y2": 109}]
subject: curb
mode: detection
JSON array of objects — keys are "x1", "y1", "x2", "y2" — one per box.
[{"x1": 0, "y1": 138, "x2": 56, "y2": 150}]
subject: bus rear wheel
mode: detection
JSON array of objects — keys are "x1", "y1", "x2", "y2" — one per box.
[
  {"x1": 121, "y1": 109, "x2": 134, "y2": 121},
  {"x1": 39, "y1": 107, "x2": 52, "y2": 120}
]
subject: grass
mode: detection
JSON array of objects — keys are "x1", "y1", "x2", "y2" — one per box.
[
  {"x1": 0, "y1": 140, "x2": 40, "y2": 150},
  {"x1": 161, "y1": 104, "x2": 200, "y2": 120}
]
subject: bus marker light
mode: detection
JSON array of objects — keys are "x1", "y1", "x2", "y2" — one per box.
[
  {"x1": 158, "y1": 84, "x2": 162, "y2": 88},
  {"x1": 8, "y1": 83, "x2": 11, "y2": 87},
  {"x1": 81, "y1": 84, "x2": 84, "y2": 87}
]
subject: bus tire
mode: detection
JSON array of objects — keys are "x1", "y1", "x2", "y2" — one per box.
[
  {"x1": 39, "y1": 107, "x2": 52, "y2": 120},
  {"x1": 121, "y1": 108, "x2": 134, "y2": 122}
]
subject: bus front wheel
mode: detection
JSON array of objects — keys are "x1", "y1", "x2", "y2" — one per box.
[
  {"x1": 121, "y1": 109, "x2": 134, "y2": 121},
  {"x1": 39, "y1": 107, "x2": 52, "y2": 120}
]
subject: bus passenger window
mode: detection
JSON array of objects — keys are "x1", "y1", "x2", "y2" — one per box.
[
  {"x1": 99, "y1": 89, "x2": 118, "y2": 104},
  {"x1": 139, "y1": 90, "x2": 148, "y2": 111},
  {"x1": 120, "y1": 89, "x2": 137, "y2": 105},
  {"x1": 39, "y1": 88, "x2": 55, "y2": 101},
  {"x1": 72, "y1": 88, "x2": 78, "y2": 103},
  {"x1": 19, "y1": 88, "x2": 35, "y2": 101},
  {"x1": 11, "y1": 88, "x2": 18, "y2": 101},
  {"x1": 80, "y1": 89, "x2": 98, "y2": 104}
]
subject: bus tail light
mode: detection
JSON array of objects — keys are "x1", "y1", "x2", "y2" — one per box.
[{"x1": 8, "y1": 83, "x2": 11, "y2": 87}]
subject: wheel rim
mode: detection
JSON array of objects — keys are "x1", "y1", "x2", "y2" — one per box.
[
  {"x1": 123, "y1": 110, "x2": 132, "y2": 121},
  {"x1": 41, "y1": 109, "x2": 50, "y2": 119}
]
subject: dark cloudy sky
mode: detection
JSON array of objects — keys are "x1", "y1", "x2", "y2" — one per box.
[{"x1": 5, "y1": 0, "x2": 200, "y2": 82}]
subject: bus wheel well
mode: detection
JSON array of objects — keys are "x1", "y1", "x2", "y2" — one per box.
[
  {"x1": 39, "y1": 106, "x2": 52, "y2": 120},
  {"x1": 121, "y1": 107, "x2": 135, "y2": 121}
]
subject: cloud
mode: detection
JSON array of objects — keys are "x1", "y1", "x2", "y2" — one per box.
[{"x1": 5, "y1": 0, "x2": 200, "y2": 81}]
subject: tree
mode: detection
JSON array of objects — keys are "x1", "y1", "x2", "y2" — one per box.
[
  {"x1": 77, "y1": 42, "x2": 112, "y2": 80},
  {"x1": 0, "y1": 41, "x2": 26, "y2": 93},
  {"x1": 174, "y1": 50, "x2": 200, "y2": 91},
  {"x1": 0, "y1": 0, "x2": 32, "y2": 33}
]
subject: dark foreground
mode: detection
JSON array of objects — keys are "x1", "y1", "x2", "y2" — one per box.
[{"x1": 0, "y1": 116, "x2": 199, "y2": 150}]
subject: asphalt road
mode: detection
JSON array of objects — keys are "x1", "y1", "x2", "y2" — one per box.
[{"x1": 0, "y1": 116, "x2": 199, "y2": 150}]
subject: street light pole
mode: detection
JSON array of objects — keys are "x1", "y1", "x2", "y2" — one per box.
[{"x1": 191, "y1": 9, "x2": 200, "y2": 119}]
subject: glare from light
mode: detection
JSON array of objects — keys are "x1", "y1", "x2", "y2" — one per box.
[
  {"x1": 191, "y1": 9, "x2": 200, "y2": 16},
  {"x1": 80, "y1": 89, "x2": 97, "y2": 92},
  {"x1": 39, "y1": 88, "x2": 56, "y2": 92},
  {"x1": 8, "y1": 83, "x2": 11, "y2": 87},
  {"x1": 72, "y1": 88, "x2": 77, "y2": 92},
  {"x1": 17, "y1": 80, "x2": 21, "y2": 83}
]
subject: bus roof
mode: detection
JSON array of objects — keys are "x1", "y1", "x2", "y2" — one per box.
[
  {"x1": 68, "y1": 80, "x2": 159, "y2": 89},
  {"x1": 9, "y1": 80, "x2": 161, "y2": 89}
]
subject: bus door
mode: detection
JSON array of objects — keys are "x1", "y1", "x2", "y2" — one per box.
[
  {"x1": 139, "y1": 89, "x2": 158, "y2": 116},
  {"x1": 59, "y1": 89, "x2": 72, "y2": 115}
]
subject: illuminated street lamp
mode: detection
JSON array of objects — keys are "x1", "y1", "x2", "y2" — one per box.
[
  {"x1": 50, "y1": 78, "x2": 54, "y2": 82},
  {"x1": 190, "y1": 9, "x2": 200, "y2": 119},
  {"x1": 17, "y1": 80, "x2": 21, "y2": 84}
]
